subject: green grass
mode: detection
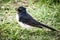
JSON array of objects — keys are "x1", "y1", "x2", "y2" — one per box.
[{"x1": 0, "y1": 0, "x2": 60, "y2": 40}]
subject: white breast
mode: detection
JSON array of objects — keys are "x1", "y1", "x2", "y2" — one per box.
[
  {"x1": 16, "y1": 13, "x2": 34, "y2": 29},
  {"x1": 16, "y1": 14, "x2": 19, "y2": 22}
]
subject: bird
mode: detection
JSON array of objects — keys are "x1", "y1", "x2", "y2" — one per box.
[{"x1": 16, "y1": 6, "x2": 58, "y2": 31}]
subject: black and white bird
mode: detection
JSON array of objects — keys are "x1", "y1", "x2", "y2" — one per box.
[{"x1": 16, "y1": 6, "x2": 58, "y2": 31}]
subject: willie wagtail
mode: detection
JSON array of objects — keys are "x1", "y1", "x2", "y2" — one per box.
[{"x1": 16, "y1": 6, "x2": 58, "y2": 31}]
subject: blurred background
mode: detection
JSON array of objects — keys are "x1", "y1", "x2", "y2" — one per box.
[{"x1": 0, "y1": 0, "x2": 60, "y2": 40}]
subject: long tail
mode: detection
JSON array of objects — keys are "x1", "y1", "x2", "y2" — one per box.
[{"x1": 39, "y1": 23, "x2": 58, "y2": 31}]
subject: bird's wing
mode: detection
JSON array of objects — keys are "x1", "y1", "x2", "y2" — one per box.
[{"x1": 19, "y1": 13, "x2": 41, "y2": 27}]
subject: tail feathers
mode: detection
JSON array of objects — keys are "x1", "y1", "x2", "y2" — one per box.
[{"x1": 39, "y1": 23, "x2": 58, "y2": 31}]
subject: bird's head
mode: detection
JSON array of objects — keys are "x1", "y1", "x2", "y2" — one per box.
[{"x1": 17, "y1": 6, "x2": 26, "y2": 13}]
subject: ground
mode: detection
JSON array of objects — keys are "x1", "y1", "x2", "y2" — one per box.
[{"x1": 0, "y1": 0, "x2": 60, "y2": 40}]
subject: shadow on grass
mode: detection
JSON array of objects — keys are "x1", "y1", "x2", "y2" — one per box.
[{"x1": 45, "y1": 31, "x2": 60, "y2": 40}]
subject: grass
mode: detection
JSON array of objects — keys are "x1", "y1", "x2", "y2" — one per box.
[{"x1": 0, "y1": 0, "x2": 60, "y2": 40}]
